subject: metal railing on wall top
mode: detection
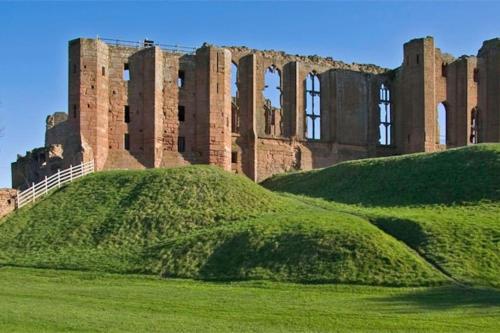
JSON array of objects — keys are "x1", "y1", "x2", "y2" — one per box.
[{"x1": 98, "y1": 37, "x2": 197, "y2": 54}]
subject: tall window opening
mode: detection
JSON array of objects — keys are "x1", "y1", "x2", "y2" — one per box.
[
  {"x1": 264, "y1": 65, "x2": 281, "y2": 135},
  {"x1": 124, "y1": 105, "x2": 130, "y2": 123},
  {"x1": 379, "y1": 84, "x2": 392, "y2": 145},
  {"x1": 305, "y1": 72, "x2": 321, "y2": 140},
  {"x1": 123, "y1": 63, "x2": 130, "y2": 81},
  {"x1": 124, "y1": 133, "x2": 130, "y2": 150},
  {"x1": 178, "y1": 70, "x2": 185, "y2": 88},
  {"x1": 470, "y1": 107, "x2": 479, "y2": 144},
  {"x1": 177, "y1": 136, "x2": 186, "y2": 152},
  {"x1": 437, "y1": 102, "x2": 447, "y2": 145},
  {"x1": 178, "y1": 105, "x2": 185, "y2": 122},
  {"x1": 231, "y1": 62, "x2": 240, "y2": 133}
]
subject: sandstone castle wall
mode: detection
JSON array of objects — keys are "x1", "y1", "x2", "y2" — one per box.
[{"x1": 11, "y1": 36, "x2": 500, "y2": 189}]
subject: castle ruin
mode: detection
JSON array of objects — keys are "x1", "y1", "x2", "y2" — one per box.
[{"x1": 11, "y1": 36, "x2": 500, "y2": 188}]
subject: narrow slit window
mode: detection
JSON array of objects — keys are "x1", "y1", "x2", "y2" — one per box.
[
  {"x1": 124, "y1": 105, "x2": 130, "y2": 123},
  {"x1": 178, "y1": 105, "x2": 185, "y2": 122},
  {"x1": 305, "y1": 72, "x2": 321, "y2": 140},
  {"x1": 416, "y1": 54, "x2": 420, "y2": 65},
  {"x1": 378, "y1": 84, "x2": 392, "y2": 145},
  {"x1": 73, "y1": 104, "x2": 77, "y2": 118},
  {"x1": 231, "y1": 62, "x2": 240, "y2": 133},
  {"x1": 437, "y1": 102, "x2": 447, "y2": 145},
  {"x1": 177, "y1": 136, "x2": 186, "y2": 152},
  {"x1": 470, "y1": 107, "x2": 479, "y2": 144},
  {"x1": 124, "y1": 133, "x2": 130, "y2": 150},
  {"x1": 178, "y1": 70, "x2": 185, "y2": 88},
  {"x1": 231, "y1": 152, "x2": 238, "y2": 163},
  {"x1": 102, "y1": 66, "x2": 106, "y2": 76},
  {"x1": 123, "y1": 63, "x2": 130, "y2": 81}
]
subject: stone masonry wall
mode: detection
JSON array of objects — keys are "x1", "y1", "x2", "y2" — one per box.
[{"x1": 11, "y1": 36, "x2": 500, "y2": 188}]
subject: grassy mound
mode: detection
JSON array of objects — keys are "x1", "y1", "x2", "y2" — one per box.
[
  {"x1": 262, "y1": 144, "x2": 500, "y2": 206},
  {"x1": 366, "y1": 204, "x2": 500, "y2": 287},
  {"x1": 261, "y1": 143, "x2": 500, "y2": 287},
  {"x1": 0, "y1": 166, "x2": 446, "y2": 286},
  {"x1": 144, "y1": 209, "x2": 443, "y2": 286}
]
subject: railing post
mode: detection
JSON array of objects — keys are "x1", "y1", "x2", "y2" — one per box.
[
  {"x1": 31, "y1": 182, "x2": 35, "y2": 203},
  {"x1": 81, "y1": 162, "x2": 84, "y2": 176},
  {"x1": 45, "y1": 176, "x2": 48, "y2": 194},
  {"x1": 58, "y1": 169, "x2": 61, "y2": 188},
  {"x1": 70, "y1": 164, "x2": 73, "y2": 181}
]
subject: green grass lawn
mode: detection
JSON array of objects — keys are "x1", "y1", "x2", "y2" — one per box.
[
  {"x1": 0, "y1": 267, "x2": 499, "y2": 333},
  {"x1": 1, "y1": 144, "x2": 499, "y2": 332},
  {"x1": 0, "y1": 166, "x2": 447, "y2": 286}
]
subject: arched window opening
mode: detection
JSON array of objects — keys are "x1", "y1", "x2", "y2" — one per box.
[
  {"x1": 231, "y1": 62, "x2": 240, "y2": 133},
  {"x1": 263, "y1": 65, "x2": 282, "y2": 135},
  {"x1": 378, "y1": 84, "x2": 392, "y2": 145},
  {"x1": 305, "y1": 72, "x2": 321, "y2": 140},
  {"x1": 437, "y1": 102, "x2": 447, "y2": 145},
  {"x1": 470, "y1": 107, "x2": 479, "y2": 144}
]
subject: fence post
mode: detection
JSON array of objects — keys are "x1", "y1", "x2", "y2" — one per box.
[
  {"x1": 31, "y1": 182, "x2": 35, "y2": 203},
  {"x1": 45, "y1": 176, "x2": 48, "y2": 194},
  {"x1": 70, "y1": 164, "x2": 73, "y2": 181},
  {"x1": 81, "y1": 162, "x2": 84, "y2": 176},
  {"x1": 57, "y1": 169, "x2": 61, "y2": 188}
]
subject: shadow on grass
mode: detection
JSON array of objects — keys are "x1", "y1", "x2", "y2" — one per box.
[{"x1": 377, "y1": 286, "x2": 500, "y2": 311}]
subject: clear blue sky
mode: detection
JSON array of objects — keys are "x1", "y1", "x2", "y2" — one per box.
[{"x1": 0, "y1": 1, "x2": 499, "y2": 188}]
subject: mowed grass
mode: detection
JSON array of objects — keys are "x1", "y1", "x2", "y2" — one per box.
[
  {"x1": 0, "y1": 166, "x2": 445, "y2": 286},
  {"x1": 263, "y1": 144, "x2": 500, "y2": 288},
  {"x1": 0, "y1": 267, "x2": 499, "y2": 333},
  {"x1": 262, "y1": 143, "x2": 500, "y2": 206}
]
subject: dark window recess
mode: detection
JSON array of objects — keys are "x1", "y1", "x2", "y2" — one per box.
[
  {"x1": 123, "y1": 63, "x2": 130, "y2": 81},
  {"x1": 178, "y1": 70, "x2": 185, "y2": 88},
  {"x1": 102, "y1": 66, "x2": 106, "y2": 76},
  {"x1": 416, "y1": 54, "x2": 420, "y2": 65},
  {"x1": 473, "y1": 69, "x2": 479, "y2": 83},
  {"x1": 73, "y1": 104, "x2": 77, "y2": 118},
  {"x1": 124, "y1": 105, "x2": 130, "y2": 123},
  {"x1": 178, "y1": 106, "x2": 185, "y2": 122},
  {"x1": 441, "y1": 63, "x2": 447, "y2": 77},
  {"x1": 231, "y1": 152, "x2": 238, "y2": 163},
  {"x1": 177, "y1": 136, "x2": 186, "y2": 152},
  {"x1": 124, "y1": 133, "x2": 130, "y2": 151}
]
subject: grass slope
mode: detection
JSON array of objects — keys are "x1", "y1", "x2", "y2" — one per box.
[
  {"x1": 0, "y1": 166, "x2": 444, "y2": 286},
  {"x1": 263, "y1": 144, "x2": 500, "y2": 287},
  {"x1": 262, "y1": 144, "x2": 500, "y2": 206},
  {"x1": 1, "y1": 267, "x2": 499, "y2": 333}
]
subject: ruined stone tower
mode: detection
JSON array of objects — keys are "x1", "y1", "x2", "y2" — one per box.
[{"x1": 11, "y1": 36, "x2": 500, "y2": 189}]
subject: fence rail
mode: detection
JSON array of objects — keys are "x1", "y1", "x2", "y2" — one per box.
[
  {"x1": 98, "y1": 37, "x2": 197, "y2": 54},
  {"x1": 16, "y1": 161, "x2": 95, "y2": 209}
]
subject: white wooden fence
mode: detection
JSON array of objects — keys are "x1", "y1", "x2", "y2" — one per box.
[{"x1": 16, "y1": 160, "x2": 95, "y2": 209}]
